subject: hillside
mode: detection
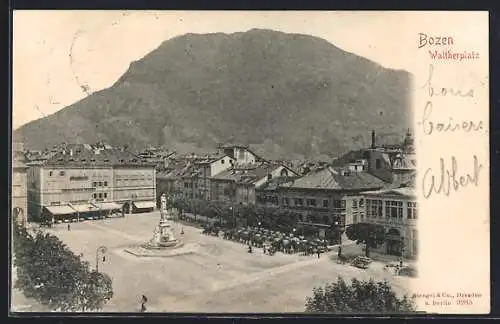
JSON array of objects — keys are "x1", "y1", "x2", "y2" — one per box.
[{"x1": 14, "y1": 28, "x2": 413, "y2": 160}]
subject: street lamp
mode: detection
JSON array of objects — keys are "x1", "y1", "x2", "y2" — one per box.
[
  {"x1": 334, "y1": 220, "x2": 342, "y2": 257},
  {"x1": 96, "y1": 245, "x2": 107, "y2": 273}
]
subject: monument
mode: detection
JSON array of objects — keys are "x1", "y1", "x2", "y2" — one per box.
[
  {"x1": 143, "y1": 194, "x2": 182, "y2": 249},
  {"x1": 124, "y1": 193, "x2": 199, "y2": 257}
]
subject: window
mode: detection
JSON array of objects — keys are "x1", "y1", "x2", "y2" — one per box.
[
  {"x1": 352, "y1": 199, "x2": 358, "y2": 208},
  {"x1": 104, "y1": 193, "x2": 107, "y2": 198},
  {"x1": 98, "y1": 181, "x2": 103, "y2": 187},
  {"x1": 407, "y1": 201, "x2": 418, "y2": 219},
  {"x1": 322, "y1": 215, "x2": 330, "y2": 224},
  {"x1": 280, "y1": 169, "x2": 289, "y2": 177},
  {"x1": 376, "y1": 159, "x2": 382, "y2": 169},
  {"x1": 333, "y1": 200, "x2": 346, "y2": 209},
  {"x1": 306, "y1": 199, "x2": 316, "y2": 207},
  {"x1": 221, "y1": 159, "x2": 225, "y2": 164},
  {"x1": 294, "y1": 198, "x2": 304, "y2": 206},
  {"x1": 93, "y1": 193, "x2": 97, "y2": 199},
  {"x1": 283, "y1": 197, "x2": 290, "y2": 206},
  {"x1": 59, "y1": 171, "x2": 65, "y2": 176},
  {"x1": 98, "y1": 193, "x2": 103, "y2": 199},
  {"x1": 386, "y1": 200, "x2": 403, "y2": 218},
  {"x1": 267, "y1": 174, "x2": 272, "y2": 181},
  {"x1": 184, "y1": 182, "x2": 189, "y2": 188},
  {"x1": 323, "y1": 199, "x2": 329, "y2": 208},
  {"x1": 359, "y1": 198, "x2": 364, "y2": 208},
  {"x1": 104, "y1": 181, "x2": 108, "y2": 187},
  {"x1": 49, "y1": 171, "x2": 53, "y2": 176},
  {"x1": 366, "y1": 199, "x2": 383, "y2": 218},
  {"x1": 93, "y1": 181, "x2": 97, "y2": 187}
]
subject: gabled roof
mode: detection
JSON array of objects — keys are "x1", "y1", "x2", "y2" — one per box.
[
  {"x1": 363, "y1": 186, "x2": 416, "y2": 198},
  {"x1": 281, "y1": 167, "x2": 386, "y2": 191},
  {"x1": 212, "y1": 162, "x2": 296, "y2": 184},
  {"x1": 256, "y1": 176, "x2": 301, "y2": 191}
]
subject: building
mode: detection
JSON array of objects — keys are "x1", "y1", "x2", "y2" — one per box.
[
  {"x1": 255, "y1": 166, "x2": 386, "y2": 241},
  {"x1": 212, "y1": 162, "x2": 299, "y2": 204},
  {"x1": 332, "y1": 129, "x2": 416, "y2": 184},
  {"x1": 156, "y1": 153, "x2": 235, "y2": 203},
  {"x1": 216, "y1": 143, "x2": 266, "y2": 165},
  {"x1": 362, "y1": 186, "x2": 418, "y2": 259},
  {"x1": 12, "y1": 142, "x2": 28, "y2": 225},
  {"x1": 27, "y1": 143, "x2": 157, "y2": 223}
]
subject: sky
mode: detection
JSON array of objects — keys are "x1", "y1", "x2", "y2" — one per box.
[{"x1": 12, "y1": 11, "x2": 486, "y2": 129}]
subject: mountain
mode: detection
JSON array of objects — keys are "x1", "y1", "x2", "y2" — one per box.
[{"x1": 14, "y1": 29, "x2": 413, "y2": 160}]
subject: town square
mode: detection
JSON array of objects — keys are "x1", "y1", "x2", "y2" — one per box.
[{"x1": 13, "y1": 210, "x2": 414, "y2": 313}]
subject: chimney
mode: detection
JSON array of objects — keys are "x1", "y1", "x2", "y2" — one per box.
[{"x1": 371, "y1": 130, "x2": 376, "y2": 149}]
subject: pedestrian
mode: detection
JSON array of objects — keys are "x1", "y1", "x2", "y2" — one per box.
[
  {"x1": 67, "y1": 223, "x2": 71, "y2": 231},
  {"x1": 140, "y1": 295, "x2": 148, "y2": 312},
  {"x1": 181, "y1": 227, "x2": 184, "y2": 235},
  {"x1": 399, "y1": 257, "x2": 403, "y2": 268},
  {"x1": 317, "y1": 251, "x2": 320, "y2": 259},
  {"x1": 263, "y1": 245, "x2": 266, "y2": 254}
]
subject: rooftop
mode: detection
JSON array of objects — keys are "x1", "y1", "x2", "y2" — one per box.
[
  {"x1": 42, "y1": 143, "x2": 155, "y2": 168},
  {"x1": 280, "y1": 166, "x2": 386, "y2": 191},
  {"x1": 363, "y1": 186, "x2": 416, "y2": 198}
]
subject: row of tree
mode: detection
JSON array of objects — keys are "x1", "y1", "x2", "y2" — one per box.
[
  {"x1": 169, "y1": 197, "x2": 304, "y2": 232},
  {"x1": 12, "y1": 224, "x2": 113, "y2": 312},
  {"x1": 169, "y1": 196, "x2": 394, "y2": 257}
]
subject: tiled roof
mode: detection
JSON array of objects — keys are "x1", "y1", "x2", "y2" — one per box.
[
  {"x1": 281, "y1": 167, "x2": 385, "y2": 191},
  {"x1": 363, "y1": 186, "x2": 416, "y2": 198},
  {"x1": 256, "y1": 176, "x2": 301, "y2": 191},
  {"x1": 43, "y1": 144, "x2": 155, "y2": 167},
  {"x1": 212, "y1": 163, "x2": 290, "y2": 184}
]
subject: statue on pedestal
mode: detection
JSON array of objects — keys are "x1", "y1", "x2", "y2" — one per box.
[{"x1": 144, "y1": 193, "x2": 179, "y2": 249}]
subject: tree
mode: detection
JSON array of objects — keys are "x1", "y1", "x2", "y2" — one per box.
[
  {"x1": 77, "y1": 271, "x2": 113, "y2": 311},
  {"x1": 305, "y1": 277, "x2": 416, "y2": 314},
  {"x1": 345, "y1": 222, "x2": 386, "y2": 257},
  {"x1": 12, "y1": 224, "x2": 114, "y2": 312}
]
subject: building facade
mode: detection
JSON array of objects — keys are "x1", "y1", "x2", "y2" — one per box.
[
  {"x1": 156, "y1": 154, "x2": 235, "y2": 204},
  {"x1": 363, "y1": 187, "x2": 418, "y2": 259},
  {"x1": 27, "y1": 143, "x2": 156, "y2": 223},
  {"x1": 12, "y1": 142, "x2": 28, "y2": 225},
  {"x1": 212, "y1": 163, "x2": 298, "y2": 205},
  {"x1": 254, "y1": 166, "x2": 385, "y2": 242}
]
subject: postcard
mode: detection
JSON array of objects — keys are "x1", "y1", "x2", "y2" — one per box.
[{"x1": 10, "y1": 11, "x2": 489, "y2": 314}]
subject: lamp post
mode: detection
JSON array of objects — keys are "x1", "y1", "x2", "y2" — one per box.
[
  {"x1": 230, "y1": 205, "x2": 235, "y2": 228},
  {"x1": 334, "y1": 220, "x2": 342, "y2": 257},
  {"x1": 96, "y1": 245, "x2": 107, "y2": 273}
]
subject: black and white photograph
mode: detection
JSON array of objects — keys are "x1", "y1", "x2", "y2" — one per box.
[{"x1": 10, "y1": 11, "x2": 489, "y2": 314}]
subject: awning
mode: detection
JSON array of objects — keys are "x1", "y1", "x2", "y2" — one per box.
[
  {"x1": 96, "y1": 202, "x2": 123, "y2": 211},
  {"x1": 133, "y1": 201, "x2": 156, "y2": 209},
  {"x1": 44, "y1": 205, "x2": 76, "y2": 215},
  {"x1": 72, "y1": 204, "x2": 98, "y2": 213}
]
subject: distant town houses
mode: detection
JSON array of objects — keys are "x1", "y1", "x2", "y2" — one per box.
[{"x1": 17, "y1": 129, "x2": 417, "y2": 258}]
